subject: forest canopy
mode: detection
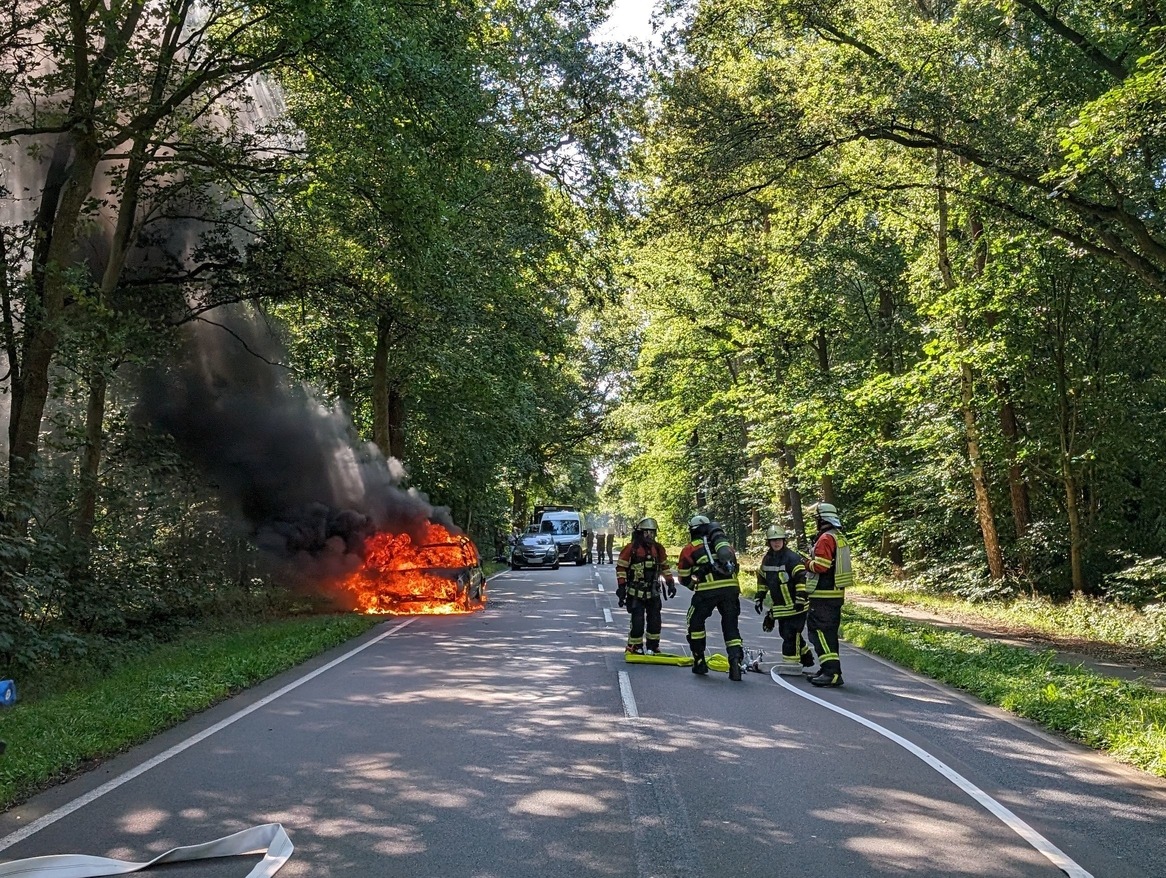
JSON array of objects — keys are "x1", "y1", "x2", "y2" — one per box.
[
  {"x1": 2, "y1": 0, "x2": 1164, "y2": 675},
  {"x1": 0, "y1": 0, "x2": 638, "y2": 671}
]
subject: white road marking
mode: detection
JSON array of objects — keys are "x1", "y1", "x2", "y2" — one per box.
[
  {"x1": 603, "y1": 608, "x2": 613, "y2": 624},
  {"x1": 769, "y1": 669, "x2": 1093, "y2": 878},
  {"x1": 597, "y1": 583, "x2": 604, "y2": 592},
  {"x1": 0, "y1": 618, "x2": 418, "y2": 853},
  {"x1": 618, "y1": 671, "x2": 639, "y2": 718}
]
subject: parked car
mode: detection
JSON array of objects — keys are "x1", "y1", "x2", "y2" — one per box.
[{"x1": 510, "y1": 533, "x2": 560, "y2": 570}]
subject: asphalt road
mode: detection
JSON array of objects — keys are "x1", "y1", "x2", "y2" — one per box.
[{"x1": 1, "y1": 562, "x2": 1164, "y2": 877}]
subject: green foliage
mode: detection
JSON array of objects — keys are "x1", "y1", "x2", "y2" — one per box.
[
  {"x1": 0, "y1": 615, "x2": 380, "y2": 809},
  {"x1": 2, "y1": 1, "x2": 635, "y2": 673},
  {"x1": 844, "y1": 605, "x2": 1166, "y2": 777},
  {"x1": 599, "y1": 0, "x2": 1166, "y2": 603},
  {"x1": 854, "y1": 582, "x2": 1166, "y2": 664}
]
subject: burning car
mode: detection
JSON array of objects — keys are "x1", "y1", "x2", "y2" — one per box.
[
  {"x1": 509, "y1": 532, "x2": 560, "y2": 570},
  {"x1": 341, "y1": 522, "x2": 487, "y2": 614}
]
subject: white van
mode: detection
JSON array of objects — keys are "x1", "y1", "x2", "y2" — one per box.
[{"x1": 535, "y1": 507, "x2": 587, "y2": 566}]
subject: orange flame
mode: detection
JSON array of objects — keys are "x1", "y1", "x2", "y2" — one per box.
[{"x1": 342, "y1": 522, "x2": 487, "y2": 615}]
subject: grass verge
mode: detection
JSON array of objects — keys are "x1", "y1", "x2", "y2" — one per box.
[
  {"x1": 852, "y1": 581, "x2": 1166, "y2": 664},
  {"x1": 0, "y1": 613, "x2": 380, "y2": 811},
  {"x1": 844, "y1": 604, "x2": 1166, "y2": 778}
]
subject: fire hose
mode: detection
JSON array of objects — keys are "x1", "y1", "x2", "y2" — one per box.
[{"x1": 0, "y1": 823, "x2": 292, "y2": 878}]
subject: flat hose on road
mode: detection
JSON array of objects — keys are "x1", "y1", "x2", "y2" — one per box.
[{"x1": 0, "y1": 823, "x2": 292, "y2": 878}]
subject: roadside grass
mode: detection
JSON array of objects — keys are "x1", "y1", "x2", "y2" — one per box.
[
  {"x1": 843, "y1": 604, "x2": 1166, "y2": 778},
  {"x1": 0, "y1": 614, "x2": 380, "y2": 811},
  {"x1": 482, "y1": 560, "x2": 508, "y2": 577},
  {"x1": 852, "y1": 580, "x2": 1166, "y2": 663}
]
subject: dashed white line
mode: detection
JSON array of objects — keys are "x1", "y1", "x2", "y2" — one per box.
[
  {"x1": 618, "y1": 671, "x2": 639, "y2": 718},
  {"x1": 603, "y1": 608, "x2": 613, "y2": 624},
  {"x1": 597, "y1": 583, "x2": 605, "y2": 592},
  {"x1": 0, "y1": 618, "x2": 418, "y2": 853},
  {"x1": 769, "y1": 669, "x2": 1093, "y2": 878}
]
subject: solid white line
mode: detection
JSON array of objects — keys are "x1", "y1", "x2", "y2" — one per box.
[
  {"x1": 617, "y1": 671, "x2": 639, "y2": 718},
  {"x1": 769, "y1": 669, "x2": 1093, "y2": 878},
  {"x1": 0, "y1": 618, "x2": 418, "y2": 854},
  {"x1": 603, "y1": 608, "x2": 613, "y2": 624}
]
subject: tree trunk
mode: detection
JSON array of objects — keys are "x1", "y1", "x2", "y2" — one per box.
[
  {"x1": 1052, "y1": 281, "x2": 1087, "y2": 595},
  {"x1": 511, "y1": 487, "x2": 528, "y2": 529},
  {"x1": 387, "y1": 387, "x2": 405, "y2": 462},
  {"x1": 939, "y1": 149, "x2": 1004, "y2": 579},
  {"x1": 1062, "y1": 459, "x2": 1086, "y2": 596},
  {"x1": 75, "y1": 137, "x2": 148, "y2": 543},
  {"x1": 76, "y1": 371, "x2": 107, "y2": 545},
  {"x1": 781, "y1": 445, "x2": 807, "y2": 549},
  {"x1": 0, "y1": 229, "x2": 18, "y2": 399},
  {"x1": 1000, "y1": 398, "x2": 1031, "y2": 544},
  {"x1": 876, "y1": 280, "x2": 905, "y2": 565},
  {"x1": 9, "y1": 134, "x2": 102, "y2": 515},
  {"x1": 962, "y1": 361, "x2": 1005, "y2": 579}
]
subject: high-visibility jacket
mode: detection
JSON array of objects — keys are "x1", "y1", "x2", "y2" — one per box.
[
  {"x1": 616, "y1": 541, "x2": 673, "y2": 601},
  {"x1": 677, "y1": 536, "x2": 739, "y2": 593},
  {"x1": 806, "y1": 528, "x2": 853, "y2": 599},
  {"x1": 756, "y1": 547, "x2": 807, "y2": 618}
]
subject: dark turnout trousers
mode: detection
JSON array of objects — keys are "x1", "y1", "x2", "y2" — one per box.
[{"x1": 686, "y1": 585, "x2": 744, "y2": 661}]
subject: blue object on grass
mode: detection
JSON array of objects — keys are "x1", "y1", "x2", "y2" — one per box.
[{"x1": 0, "y1": 679, "x2": 16, "y2": 706}]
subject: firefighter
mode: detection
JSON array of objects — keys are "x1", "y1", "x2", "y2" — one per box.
[
  {"x1": 616, "y1": 518, "x2": 677, "y2": 654},
  {"x1": 595, "y1": 531, "x2": 606, "y2": 564},
  {"x1": 585, "y1": 528, "x2": 595, "y2": 564},
  {"x1": 754, "y1": 525, "x2": 817, "y2": 676},
  {"x1": 605, "y1": 531, "x2": 615, "y2": 564},
  {"x1": 804, "y1": 502, "x2": 853, "y2": 687},
  {"x1": 677, "y1": 515, "x2": 745, "y2": 680}
]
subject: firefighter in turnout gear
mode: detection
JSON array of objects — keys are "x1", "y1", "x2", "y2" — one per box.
[
  {"x1": 755, "y1": 525, "x2": 817, "y2": 676},
  {"x1": 616, "y1": 518, "x2": 677, "y2": 654},
  {"x1": 677, "y1": 515, "x2": 745, "y2": 680},
  {"x1": 804, "y1": 502, "x2": 853, "y2": 687}
]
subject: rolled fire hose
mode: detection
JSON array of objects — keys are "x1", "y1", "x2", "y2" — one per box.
[{"x1": 0, "y1": 823, "x2": 292, "y2": 878}]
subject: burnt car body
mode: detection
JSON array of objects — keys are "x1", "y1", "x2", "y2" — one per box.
[
  {"x1": 346, "y1": 530, "x2": 487, "y2": 614},
  {"x1": 510, "y1": 533, "x2": 560, "y2": 570}
]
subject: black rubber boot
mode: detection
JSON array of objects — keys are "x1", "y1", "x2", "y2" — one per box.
[
  {"x1": 692, "y1": 655, "x2": 708, "y2": 675},
  {"x1": 809, "y1": 670, "x2": 844, "y2": 687},
  {"x1": 728, "y1": 655, "x2": 743, "y2": 681}
]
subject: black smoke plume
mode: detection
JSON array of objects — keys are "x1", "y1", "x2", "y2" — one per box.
[{"x1": 138, "y1": 308, "x2": 453, "y2": 581}]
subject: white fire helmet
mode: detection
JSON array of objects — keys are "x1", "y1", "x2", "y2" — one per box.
[{"x1": 812, "y1": 502, "x2": 842, "y2": 528}]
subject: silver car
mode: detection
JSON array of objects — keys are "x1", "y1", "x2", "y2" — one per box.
[{"x1": 510, "y1": 533, "x2": 560, "y2": 570}]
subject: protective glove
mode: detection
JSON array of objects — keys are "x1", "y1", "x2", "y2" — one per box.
[
  {"x1": 762, "y1": 614, "x2": 775, "y2": 633},
  {"x1": 666, "y1": 579, "x2": 677, "y2": 600},
  {"x1": 754, "y1": 593, "x2": 765, "y2": 614},
  {"x1": 616, "y1": 584, "x2": 626, "y2": 607}
]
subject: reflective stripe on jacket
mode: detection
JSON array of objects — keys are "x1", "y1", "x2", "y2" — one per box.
[
  {"x1": 617, "y1": 541, "x2": 673, "y2": 600},
  {"x1": 755, "y1": 547, "x2": 807, "y2": 617},
  {"x1": 806, "y1": 529, "x2": 852, "y2": 599},
  {"x1": 678, "y1": 538, "x2": 739, "y2": 593}
]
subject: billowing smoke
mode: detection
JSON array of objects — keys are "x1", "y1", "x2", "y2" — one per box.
[{"x1": 139, "y1": 307, "x2": 453, "y2": 581}]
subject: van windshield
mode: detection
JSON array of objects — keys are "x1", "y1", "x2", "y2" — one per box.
[{"x1": 540, "y1": 519, "x2": 580, "y2": 536}]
